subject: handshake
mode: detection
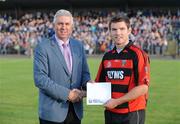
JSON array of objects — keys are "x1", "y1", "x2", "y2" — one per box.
[{"x1": 68, "y1": 89, "x2": 86, "y2": 103}]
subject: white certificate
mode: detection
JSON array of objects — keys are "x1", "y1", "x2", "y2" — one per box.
[{"x1": 87, "y1": 82, "x2": 111, "y2": 105}]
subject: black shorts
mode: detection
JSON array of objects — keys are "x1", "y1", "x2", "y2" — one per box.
[{"x1": 104, "y1": 110, "x2": 145, "y2": 124}]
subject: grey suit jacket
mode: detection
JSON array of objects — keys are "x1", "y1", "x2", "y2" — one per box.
[{"x1": 33, "y1": 36, "x2": 91, "y2": 122}]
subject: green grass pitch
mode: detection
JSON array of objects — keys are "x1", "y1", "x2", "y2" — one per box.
[{"x1": 0, "y1": 57, "x2": 180, "y2": 124}]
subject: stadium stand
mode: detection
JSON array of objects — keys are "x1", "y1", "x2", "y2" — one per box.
[{"x1": 0, "y1": 0, "x2": 180, "y2": 57}]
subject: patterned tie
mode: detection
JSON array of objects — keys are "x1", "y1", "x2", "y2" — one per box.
[{"x1": 62, "y1": 43, "x2": 71, "y2": 73}]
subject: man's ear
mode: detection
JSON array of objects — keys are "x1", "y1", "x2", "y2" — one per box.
[
  {"x1": 71, "y1": 25, "x2": 74, "y2": 32},
  {"x1": 128, "y1": 27, "x2": 132, "y2": 34}
]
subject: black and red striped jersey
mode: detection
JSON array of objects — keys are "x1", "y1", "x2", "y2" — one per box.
[{"x1": 95, "y1": 41, "x2": 150, "y2": 114}]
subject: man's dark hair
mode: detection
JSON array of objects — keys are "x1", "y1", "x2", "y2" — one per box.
[{"x1": 109, "y1": 15, "x2": 130, "y2": 29}]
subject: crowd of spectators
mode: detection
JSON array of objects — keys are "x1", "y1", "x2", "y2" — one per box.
[{"x1": 0, "y1": 8, "x2": 180, "y2": 56}]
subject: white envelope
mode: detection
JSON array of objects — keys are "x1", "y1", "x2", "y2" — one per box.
[{"x1": 87, "y1": 82, "x2": 111, "y2": 105}]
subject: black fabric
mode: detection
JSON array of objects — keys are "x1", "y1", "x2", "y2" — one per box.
[
  {"x1": 104, "y1": 110, "x2": 145, "y2": 124},
  {"x1": 64, "y1": 103, "x2": 81, "y2": 124},
  {"x1": 111, "y1": 84, "x2": 128, "y2": 93},
  {"x1": 40, "y1": 118, "x2": 59, "y2": 124},
  {"x1": 39, "y1": 103, "x2": 81, "y2": 124},
  {"x1": 105, "y1": 68, "x2": 132, "y2": 77},
  {"x1": 115, "y1": 102, "x2": 128, "y2": 109}
]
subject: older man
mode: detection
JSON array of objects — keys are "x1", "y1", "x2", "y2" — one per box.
[{"x1": 34, "y1": 9, "x2": 91, "y2": 124}]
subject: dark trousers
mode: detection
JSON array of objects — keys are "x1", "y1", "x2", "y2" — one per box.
[
  {"x1": 39, "y1": 103, "x2": 81, "y2": 124},
  {"x1": 105, "y1": 110, "x2": 145, "y2": 124}
]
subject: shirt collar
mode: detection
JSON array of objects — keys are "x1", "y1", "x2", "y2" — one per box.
[
  {"x1": 113, "y1": 40, "x2": 133, "y2": 53},
  {"x1": 55, "y1": 35, "x2": 70, "y2": 47},
  {"x1": 116, "y1": 47, "x2": 123, "y2": 53}
]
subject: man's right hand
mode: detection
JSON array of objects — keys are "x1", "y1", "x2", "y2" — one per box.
[{"x1": 68, "y1": 89, "x2": 82, "y2": 103}]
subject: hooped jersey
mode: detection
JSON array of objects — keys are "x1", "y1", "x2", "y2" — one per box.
[{"x1": 95, "y1": 41, "x2": 150, "y2": 114}]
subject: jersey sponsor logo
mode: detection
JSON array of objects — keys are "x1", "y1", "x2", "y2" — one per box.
[
  {"x1": 122, "y1": 60, "x2": 126, "y2": 66},
  {"x1": 105, "y1": 61, "x2": 112, "y2": 68},
  {"x1": 107, "y1": 70, "x2": 124, "y2": 80}
]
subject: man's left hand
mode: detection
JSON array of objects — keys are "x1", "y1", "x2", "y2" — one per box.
[{"x1": 104, "y1": 98, "x2": 119, "y2": 109}]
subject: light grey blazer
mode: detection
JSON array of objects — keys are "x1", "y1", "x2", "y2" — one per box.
[{"x1": 33, "y1": 36, "x2": 91, "y2": 122}]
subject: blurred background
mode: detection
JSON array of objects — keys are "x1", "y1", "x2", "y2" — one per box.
[
  {"x1": 0, "y1": 0, "x2": 180, "y2": 58},
  {"x1": 0, "y1": 1, "x2": 180, "y2": 124}
]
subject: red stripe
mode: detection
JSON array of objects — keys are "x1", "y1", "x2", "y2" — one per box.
[
  {"x1": 104, "y1": 60, "x2": 133, "y2": 69},
  {"x1": 109, "y1": 108, "x2": 129, "y2": 114},
  {"x1": 112, "y1": 92, "x2": 124, "y2": 98}
]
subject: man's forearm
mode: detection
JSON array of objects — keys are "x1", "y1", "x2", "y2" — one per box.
[{"x1": 117, "y1": 84, "x2": 148, "y2": 105}]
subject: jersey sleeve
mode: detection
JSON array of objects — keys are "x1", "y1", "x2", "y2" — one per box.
[
  {"x1": 137, "y1": 52, "x2": 150, "y2": 86},
  {"x1": 95, "y1": 61, "x2": 106, "y2": 82}
]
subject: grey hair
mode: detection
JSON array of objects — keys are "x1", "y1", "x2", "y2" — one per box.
[{"x1": 53, "y1": 9, "x2": 74, "y2": 26}]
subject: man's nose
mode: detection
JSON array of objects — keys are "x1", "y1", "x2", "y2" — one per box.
[{"x1": 116, "y1": 29, "x2": 121, "y2": 35}]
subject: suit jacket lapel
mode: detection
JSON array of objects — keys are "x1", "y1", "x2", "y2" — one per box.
[
  {"x1": 69, "y1": 38, "x2": 80, "y2": 78},
  {"x1": 50, "y1": 36, "x2": 70, "y2": 76}
]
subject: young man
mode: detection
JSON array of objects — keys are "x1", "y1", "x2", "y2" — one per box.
[
  {"x1": 95, "y1": 16, "x2": 150, "y2": 124},
  {"x1": 34, "y1": 9, "x2": 91, "y2": 124}
]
